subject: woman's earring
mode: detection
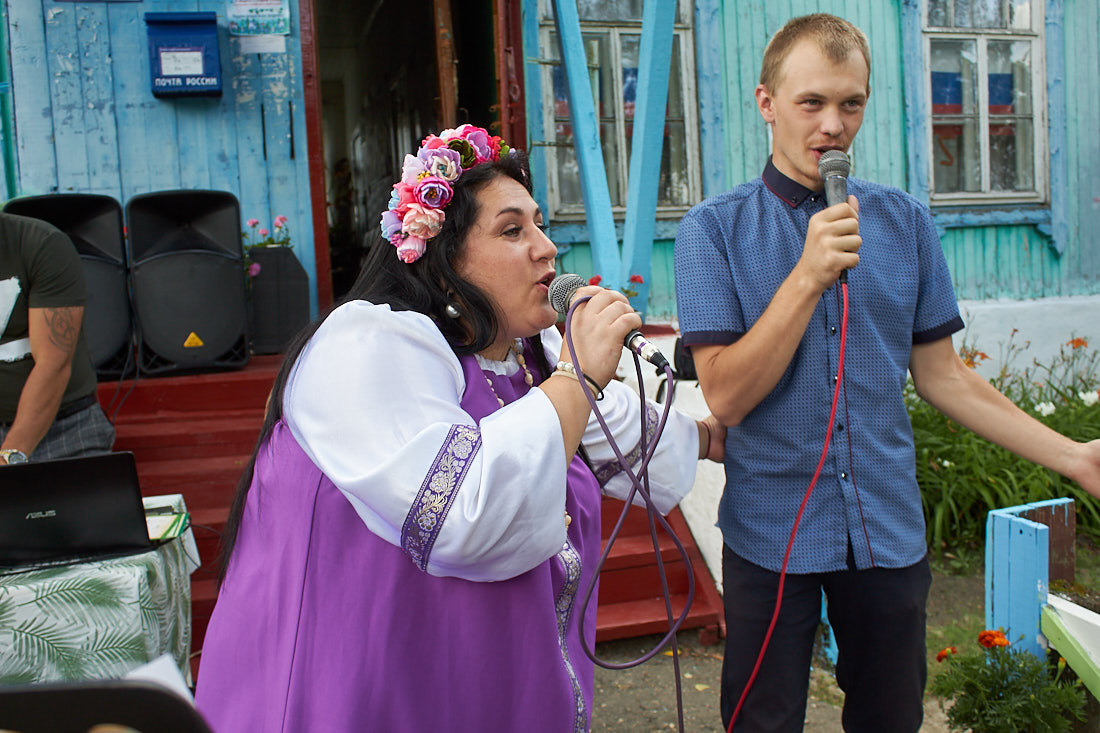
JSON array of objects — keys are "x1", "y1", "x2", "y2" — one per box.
[{"x1": 445, "y1": 303, "x2": 461, "y2": 319}]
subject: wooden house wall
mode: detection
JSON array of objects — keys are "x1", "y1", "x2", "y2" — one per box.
[
  {"x1": 712, "y1": 0, "x2": 1099, "y2": 303},
  {"x1": 565, "y1": 0, "x2": 1098, "y2": 321},
  {"x1": 4, "y1": 0, "x2": 318, "y2": 308}
]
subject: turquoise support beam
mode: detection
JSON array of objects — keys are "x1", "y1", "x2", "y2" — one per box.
[
  {"x1": 552, "y1": 0, "x2": 620, "y2": 284},
  {"x1": 521, "y1": 0, "x2": 548, "y2": 223},
  {"x1": 620, "y1": 0, "x2": 676, "y2": 315}
]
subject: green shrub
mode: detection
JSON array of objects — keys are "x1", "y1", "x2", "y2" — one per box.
[{"x1": 912, "y1": 333, "x2": 1100, "y2": 558}]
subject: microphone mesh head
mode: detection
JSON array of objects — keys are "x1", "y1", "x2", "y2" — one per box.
[
  {"x1": 548, "y1": 273, "x2": 586, "y2": 315},
  {"x1": 818, "y1": 150, "x2": 851, "y2": 179}
]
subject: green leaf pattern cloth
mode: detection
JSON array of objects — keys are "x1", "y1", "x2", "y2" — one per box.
[{"x1": 0, "y1": 495, "x2": 198, "y2": 684}]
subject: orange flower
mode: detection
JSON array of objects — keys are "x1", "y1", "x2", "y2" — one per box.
[
  {"x1": 978, "y1": 629, "x2": 1010, "y2": 648},
  {"x1": 936, "y1": 646, "x2": 957, "y2": 662},
  {"x1": 1067, "y1": 337, "x2": 1089, "y2": 350},
  {"x1": 959, "y1": 346, "x2": 990, "y2": 369}
]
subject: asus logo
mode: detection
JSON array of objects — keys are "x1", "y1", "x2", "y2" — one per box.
[{"x1": 25, "y1": 510, "x2": 57, "y2": 520}]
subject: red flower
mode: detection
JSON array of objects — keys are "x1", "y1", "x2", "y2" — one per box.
[
  {"x1": 1067, "y1": 337, "x2": 1089, "y2": 350},
  {"x1": 588, "y1": 275, "x2": 602, "y2": 286},
  {"x1": 629, "y1": 274, "x2": 644, "y2": 284},
  {"x1": 978, "y1": 629, "x2": 1010, "y2": 648},
  {"x1": 936, "y1": 646, "x2": 957, "y2": 662}
]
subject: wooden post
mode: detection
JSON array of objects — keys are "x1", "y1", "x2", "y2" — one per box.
[
  {"x1": 433, "y1": 0, "x2": 458, "y2": 130},
  {"x1": 298, "y1": 0, "x2": 333, "y2": 310}
]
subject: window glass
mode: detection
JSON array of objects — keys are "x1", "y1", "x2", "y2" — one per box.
[
  {"x1": 931, "y1": 39, "x2": 980, "y2": 193},
  {"x1": 541, "y1": 8, "x2": 698, "y2": 216},
  {"x1": 988, "y1": 40, "x2": 1034, "y2": 190}
]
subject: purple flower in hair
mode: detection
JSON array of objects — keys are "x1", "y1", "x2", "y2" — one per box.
[
  {"x1": 414, "y1": 176, "x2": 454, "y2": 209},
  {"x1": 380, "y1": 208, "x2": 403, "y2": 241},
  {"x1": 418, "y1": 146, "x2": 462, "y2": 182},
  {"x1": 457, "y1": 125, "x2": 493, "y2": 163}
]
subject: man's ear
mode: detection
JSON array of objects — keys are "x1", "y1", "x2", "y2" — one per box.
[{"x1": 754, "y1": 84, "x2": 776, "y2": 124}]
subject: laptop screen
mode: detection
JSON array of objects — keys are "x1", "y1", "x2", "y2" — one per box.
[{"x1": 0, "y1": 452, "x2": 152, "y2": 567}]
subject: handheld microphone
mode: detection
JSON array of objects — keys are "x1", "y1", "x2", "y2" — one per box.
[
  {"x1": 818, "y1": 149, "x2": 852, "y2": 283},
  {"x1": 547, "y1": 273, "x2": 670, "y2": 371},
  {"x1": 818, "y1": 149, "x2": 850, "y2": 207}
]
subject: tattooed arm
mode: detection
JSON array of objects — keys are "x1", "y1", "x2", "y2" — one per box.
[{"x1": 0, "y1": 306, "x2": 83, "y2": 460}]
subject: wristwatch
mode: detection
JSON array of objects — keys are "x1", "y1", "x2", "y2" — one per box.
[{"x1": 0, "y1": 449, "x2": 28, "y2": 465}]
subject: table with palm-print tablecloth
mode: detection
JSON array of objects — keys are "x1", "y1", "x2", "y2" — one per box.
[{"x1": 0, "y1": 495, "x2": 199, "y2": 685}]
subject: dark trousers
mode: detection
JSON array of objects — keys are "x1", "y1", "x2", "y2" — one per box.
[{"x1": 720, "y1": 545, "x2": 931, "y2": 732}]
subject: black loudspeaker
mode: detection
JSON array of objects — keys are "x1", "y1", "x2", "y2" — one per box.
[
  {"x1": 2, "y1": 194, "x2": 134, "y2": 378},
  {"x1": 126, "y1": 190, "x2": 249, "y2": 375}
]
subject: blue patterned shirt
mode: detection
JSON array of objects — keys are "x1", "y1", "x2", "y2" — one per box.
[{"x1": 674, "y1": 160, "x2": 963, "y2": 573}]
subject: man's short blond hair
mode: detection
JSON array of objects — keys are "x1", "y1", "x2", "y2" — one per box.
[{"x1": 759, "y1": 14, "x2": 871, "y2": 95}]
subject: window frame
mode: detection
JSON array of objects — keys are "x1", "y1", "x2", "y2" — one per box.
[
  {"x1": 922, "y1": 0, "x2": 1048, "y2": 207},
  {"x1": 535, "y1": 1, "x2": 701, "y2": 224}
]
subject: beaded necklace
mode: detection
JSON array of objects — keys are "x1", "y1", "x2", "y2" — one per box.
[{"x1": 483, "y1": 339, "x2": 533, "y2": 407}]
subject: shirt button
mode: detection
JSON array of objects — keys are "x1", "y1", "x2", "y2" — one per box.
[
  {"x1": 830, "y1": 326, "x2": 837, "y2": 335},
  {"x1": 836, "y1": 422, "x2": 844, "y2": 432},
  {"x1": 840, "y1": 471, "x2": 848, "y2": 480},
  {"x1": 833, "y1": 375, "x2": 838, "y2": 384}
]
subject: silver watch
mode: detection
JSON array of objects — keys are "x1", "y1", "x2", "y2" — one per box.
[{"x1": 0, "y1": 449, "x2": 28, "y2": 465}]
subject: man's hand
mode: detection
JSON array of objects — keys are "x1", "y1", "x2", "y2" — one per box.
[
  {"x1": 1070, "y1": 439, "x2": 1100, "y2": 499},
  {"x1": 794, "y1": 195, "x2": 861, "y2": 293}
]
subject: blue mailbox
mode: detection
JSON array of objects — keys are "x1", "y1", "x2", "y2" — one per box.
[{"x1": 145, "y1": 12, "x2": 222, "y2": 98}]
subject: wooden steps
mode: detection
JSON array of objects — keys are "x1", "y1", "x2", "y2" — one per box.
[{"x1": 98, "y1": 355, "x2": 723, "y2": 677}]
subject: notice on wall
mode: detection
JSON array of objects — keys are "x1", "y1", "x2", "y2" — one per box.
[
  {"x1": 239, "y1": 35, "x2": 287, "y2": 54},
  {"x1": 227, "y1": 0, "x2": 290, "y2": 36}
]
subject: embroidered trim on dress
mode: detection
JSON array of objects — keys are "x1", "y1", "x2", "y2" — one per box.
[
  {"x1": 591, "y1": 403, "x2": 659, "y2": 487},
  {"x1": 400, "y1": 424, "x2": 481, "y2": 570},
  {"x1": 553, "y1": 540, "x2": 587, "y2": 733}
]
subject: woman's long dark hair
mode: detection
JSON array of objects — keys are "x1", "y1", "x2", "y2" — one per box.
[{"x1": 216, "y1": 149, "x2": 553, "y2": 583}]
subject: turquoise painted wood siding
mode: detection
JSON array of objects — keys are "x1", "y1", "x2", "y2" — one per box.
[
  {"x1": 4, "y1": 0, "x2": 317, "y2": 308},
  {"x1": 711, "y1": 0, "x2": 1098, "y2": 302},
  {"x1": 1064, "y1": 0, "x2": 1100, "y2": 293}
]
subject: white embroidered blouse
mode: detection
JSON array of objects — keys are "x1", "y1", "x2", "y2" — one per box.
[{"x1": 283, "y1": 301, "x2": 700, "y2": 582}]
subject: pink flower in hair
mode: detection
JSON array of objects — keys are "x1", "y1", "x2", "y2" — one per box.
[
  {"x1": 402, "y1": 204, "x2": 444, "y2": 240},
  {"x1": 420, "y1": 134, "x2": 447, "y2": 150},
  {"x1": 414, "y1": 176, "x2": 454, "y2": 209},
  {"x1": 395, "y1": 234, "x2": 427, "y2": 263}
]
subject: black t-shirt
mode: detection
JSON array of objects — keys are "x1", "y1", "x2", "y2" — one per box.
[{"x1": 0, "y1": 213, "x2": 97, "y2": 423}]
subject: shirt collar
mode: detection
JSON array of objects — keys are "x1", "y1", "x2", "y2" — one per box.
[{"x1": 762, "y1": 157, "x2": 818, "y2": 208}]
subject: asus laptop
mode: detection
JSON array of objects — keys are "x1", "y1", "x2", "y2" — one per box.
[{"x1": 0, "y1": 451, "x2": 153, "y2": 568}]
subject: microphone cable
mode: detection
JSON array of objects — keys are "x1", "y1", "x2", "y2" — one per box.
[
  {"x1": 560, "y1": 295, "x2": 696, "y2": 733},
  {"x1": 726, "y1": 281, "x2": 850, "y2": 733}
]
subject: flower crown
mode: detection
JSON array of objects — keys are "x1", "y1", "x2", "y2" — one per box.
[{"x1": 379, "y1": 124, "x2": 510, "y2": 264}]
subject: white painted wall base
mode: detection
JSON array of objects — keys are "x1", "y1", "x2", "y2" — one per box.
[{"x1": 955, "y1": 295, "x2": 1100, "y2": 381}]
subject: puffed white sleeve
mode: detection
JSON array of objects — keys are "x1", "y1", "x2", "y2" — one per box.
[
  {"x1": 283, "y1": 302, "x2": 569, "y2": 582},
  {"x1": 539, "y1": 326, "x2": 699, "y2": 514}
]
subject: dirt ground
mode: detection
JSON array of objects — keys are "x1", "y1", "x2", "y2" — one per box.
[{"x1": 588, "y1": 568, "x2": 983, "y2": 732}]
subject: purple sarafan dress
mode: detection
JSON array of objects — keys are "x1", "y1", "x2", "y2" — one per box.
[{"x1": 195, "y1": 354, "x2": 602, "y2": 732}]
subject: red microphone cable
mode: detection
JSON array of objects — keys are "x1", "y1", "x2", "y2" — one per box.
[{"x1": 727, "y1": 281, "x2": 850, "y2": 732}]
